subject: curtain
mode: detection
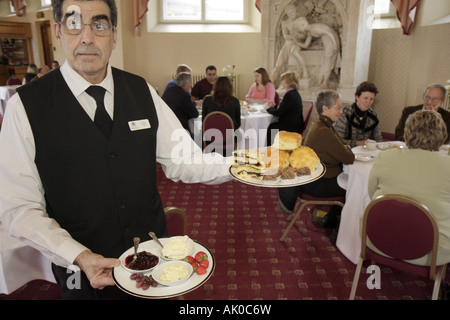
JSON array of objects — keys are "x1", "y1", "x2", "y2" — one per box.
[
  {"x1": 391, "y1": 0, "x2": 422, "y2": 35},
  {"x1": 255, "y1": 0, "x2": 261, "y2": 13},
  {"x1": 10, "y1": 0, "x2": 26, "y2": 17},
  {"x1": 134, "y1": 0, "x2": 149, "y2": 36}
]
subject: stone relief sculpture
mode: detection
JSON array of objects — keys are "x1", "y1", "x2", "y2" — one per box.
[
  {"x1": 294, "y1": 17, "x2": 341, "y2": 88},
  {"x1": 272, "y1": 0, "x2": 343, "y2": 89},
  {"x1": 271, "y1": 4, "x2": 309, "y2": 84}
]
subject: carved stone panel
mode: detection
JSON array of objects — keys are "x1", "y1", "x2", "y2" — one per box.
[{"x1": 261, "y1": 0, "x2": 374, "y2": 103}]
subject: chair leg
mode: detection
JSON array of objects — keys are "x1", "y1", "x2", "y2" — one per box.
[
  {"x1": 280, "y1": 202, "x2": 308, "y2": 241},
  {"x1": 280, "y1": 200, "x2": 344, "y2": 241},
  {"x1": 432, "y1": 264, "x2": 447, "y2": 300},
  {"x1": 349, "y1": 258, "x2": 364, "y2": 300}
]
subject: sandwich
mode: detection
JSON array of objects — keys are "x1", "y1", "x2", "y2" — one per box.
[
  {"x1": 233, "y1": 149, "x2": 265, "y2": 166},
  {"x1": 233, "y1": 149, "x2": 266, "y2": 178}
]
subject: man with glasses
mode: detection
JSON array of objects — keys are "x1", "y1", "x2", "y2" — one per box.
[
  {"x1": 0, "y1": 0, "x2": 230, "y2": 299},
  {"x1": 395, "y1": 83, "x2": 449, "y2": 143}
]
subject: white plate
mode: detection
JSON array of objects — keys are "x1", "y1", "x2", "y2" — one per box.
[
  {"x1": 113, "y1": 239, "x2": 215, "y2": 299},
  {"x1": 152, "y1": 261, "x2": 193, "y2": 287},
  {"x1": 229, "y1": 162, "x2": 326, "y2": 188},
  {"x1": 354, "y1": 153, "x2": 374, "y2": 162},
  {"x1": 159, "y1": 236, "x2": 195, "y2": 261},
  {"x1": 377, "y1": 143, "x2": 404, "y2": 150}
]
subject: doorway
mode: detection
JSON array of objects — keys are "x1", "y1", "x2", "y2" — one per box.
[{"x1": 40, "y1": 20, "x2": 53, "y2": 67}]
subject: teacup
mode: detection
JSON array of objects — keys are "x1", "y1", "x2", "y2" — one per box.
[{"x1": 365, "y1": 140, "x2": 377, "y2": 150}]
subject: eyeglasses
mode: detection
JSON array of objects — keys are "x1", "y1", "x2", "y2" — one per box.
[
  {"x1": 423, "y1": 96, "x2": 442, "y2": 103},
  {"x1": 331, "y1": 105, "x2": 344, "y2": 110},
  {"x1": 60, "y1": 18, "x2": 113, "y2": 37}
]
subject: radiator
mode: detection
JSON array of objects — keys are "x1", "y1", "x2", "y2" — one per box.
[
  {"x1": 415, "y1": 86, "x2": 424, "y2": 105},
  {"x1": 172, "y1": 73, "x2": 239, "y2": 97},
  {"x1": 445, "y1": 81, "x2": 450, "y2": 111}
]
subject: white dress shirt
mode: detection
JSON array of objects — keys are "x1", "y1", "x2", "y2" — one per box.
[{"x1": 0, "y1": 61, "x2": 231, "y2": 268}]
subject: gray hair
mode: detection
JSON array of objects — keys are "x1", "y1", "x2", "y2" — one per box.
[
  {"x1": 424, "y1": 83, "x2": 446, "y2": 100},
  {"x1": 175, "y1": 72, "x2": 192, "y2": 87},
  {"x1": 315, "y1": 90, "x2": 341, "y2": 114}
]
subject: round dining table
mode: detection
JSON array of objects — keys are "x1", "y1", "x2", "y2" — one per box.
[
  {"x1": 189, "y1": 103, "x2": 274, "y2": 150},
  {"x1": 335, "y1": 142, "x2": 449, "y2": 264}
]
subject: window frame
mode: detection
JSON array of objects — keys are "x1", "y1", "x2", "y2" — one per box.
[
  {"x1": 41, "y1": 0, "x2": 53, "y2": 8},
  {"x1": 159, "y1": 0, "x2": 249, "y2": 24},
  {"x1": 374, "y1": 0, "x2": 397, "y2": 18}
]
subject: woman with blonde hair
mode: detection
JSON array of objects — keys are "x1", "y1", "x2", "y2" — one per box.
[
  {"x1": 266, "y1": 71, "x2": 304, "y2": 146},
  {"x1": 368, "y1": 110, "x2": 450, "y2": 266}
]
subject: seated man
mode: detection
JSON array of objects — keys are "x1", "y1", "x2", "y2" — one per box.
[
  {"x1": 395, "y1": 83, "x2": 449, "y2": 143},
  {"x1": 162, "y1": 72, "x2": 199, "y2": 137},
  {"x1": 164, "y1": 64, "x2": 192, "y2": 93},
  {"x1": 191, "y1": 65, "x2": 217, "y2": 102}
]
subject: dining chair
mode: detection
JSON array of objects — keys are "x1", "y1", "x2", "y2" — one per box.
[
  {"x1": 164, "y1": 207, "x2": 187, "y2": 236},
  {"x1": 279, "y1": 191, "x2": 345, "y2": 241},
  {"x1": 203, "y1": 111, "x2": 235, "y2": 156},
  {"x1": 302, "y1": 102, "x2": 314, "y2": 134},
  {"x1": 349, "y1": 194, "x2": 448, "y2": 300},
  {"x1": 274, "y1": 92, "x2": 280, "y2": 106}
]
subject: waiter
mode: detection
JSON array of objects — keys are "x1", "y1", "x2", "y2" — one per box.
[{"x1": 0, "y1": 0, "x2": 230, "y2": 299}]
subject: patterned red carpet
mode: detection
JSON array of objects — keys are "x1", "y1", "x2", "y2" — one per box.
[{"x1": 1, "y1": 164, "x2": 448, "y2": 300}]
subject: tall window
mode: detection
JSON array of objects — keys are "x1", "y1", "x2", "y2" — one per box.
[
  {"x1": 41, "y1": 0, "x2": 53, "y2": 8},
  {"x1": 161, "y1": 0, "x2": 247, "y2": 23},
  {"x1": 374, "y1": 0, "x2": 396, "y2": 16}
]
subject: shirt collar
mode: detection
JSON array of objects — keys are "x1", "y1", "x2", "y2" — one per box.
[{"x1": 60, "y1": 61, "x2": 114, "y2": 98}]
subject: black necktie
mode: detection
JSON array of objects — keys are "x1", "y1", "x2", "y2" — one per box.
[{"x1": 85, "y1": 86, "x2": 112, "y2": 139}]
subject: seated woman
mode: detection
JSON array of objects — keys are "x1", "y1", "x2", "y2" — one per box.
[
  {"x1": 266, "y1": 71, "x2": 304, "y2": 146},
  {"x1": 246, "y1": 67, "x2": 276, "y2": 105},
  {"x1": 202, "y1": 76, "x2": 241, "y2": 153},
  {"x1": 333, "y1": 81, "x2": 383, "y2": 147},
  {"x1": 202, "y1": 76, "x2": 241, "y2": 130},
  {"x1": 368, "y1": 110, "x2": 450, "y2": 266},
  {"x1": 277, "y1": 91, "x2": 355, "y2": 242}
]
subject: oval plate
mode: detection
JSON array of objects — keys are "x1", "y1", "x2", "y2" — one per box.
[{"x1": 229, "y1": 162, "x2": 326, "y2": 188}]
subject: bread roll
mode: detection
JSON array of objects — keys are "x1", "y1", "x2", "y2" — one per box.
[
  {"x1": 262, "y1": 148, "x2": 290, "y2": 171},
  {"x1": 273, "y1": 131, "x2": 302, "y2": 151},
  {"x1": 288, "y1": 146, "x2": 320, "y2": 172}
]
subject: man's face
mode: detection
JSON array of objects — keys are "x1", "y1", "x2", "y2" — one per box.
[
  {"x1": 53, "y1": 0, "x2": 117, "y2": 84},
  {"x1": 422, "y1": 87, "x2": 444, "y2": 111},
  {"x1": 206, "y1": 69, "x2": 217, "y2": 84}
]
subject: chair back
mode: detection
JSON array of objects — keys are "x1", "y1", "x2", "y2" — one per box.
[
  {"x1": 164, "y1": 207, "x2": 187, "y2": 236},
  {"x1": 361, "y1": 194, "x2": 439, "y2": 276},
  {"x1": 274, "y1": 92, "x2": 280, "y2": 106},
  {"x1": 203, "y1": 111, "x2": 235, "y2": 154},
  {"x1": 302, "y1": 102, "x2": 314, "y2": 134}
]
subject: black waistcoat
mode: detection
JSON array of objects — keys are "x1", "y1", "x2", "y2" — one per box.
[{"x1": 19, "y1": 68, "x2": 166, "y2": 259}]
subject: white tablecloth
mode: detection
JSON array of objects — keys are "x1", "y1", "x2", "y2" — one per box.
[
  {"x1": 335, "y1": 142, "x2": 403, "y2": 264},
  {"x1": 0, "y1": 223, "x2": 55, "y2": 294},
  {"x1": 190, "y1": 104, "x2": 274, "y2": 149},
  {"x1": 335, "y1": 142, "x2": 449, "y2": 264},
  {"x1": 0, "y1": 85, "x2": 20, "y2": 116}
]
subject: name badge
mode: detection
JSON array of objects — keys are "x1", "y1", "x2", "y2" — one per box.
[{"x1": 128, "y1": 119, "x2": 151, "y2": 131}]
